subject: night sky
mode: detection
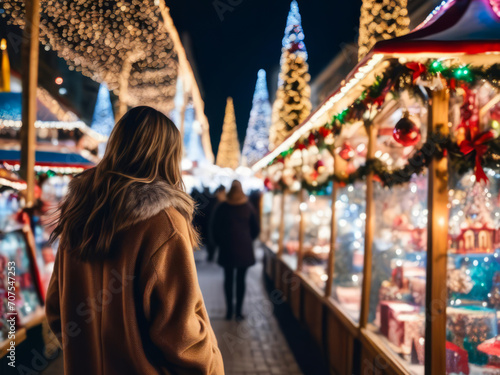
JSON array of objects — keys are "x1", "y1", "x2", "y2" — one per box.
[{"x1": 167, "y1": 0, "x2": 362, "y2": 155}]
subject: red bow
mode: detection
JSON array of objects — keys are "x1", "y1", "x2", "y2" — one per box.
[
  {"x1": 459, "y1": 130, "x2": 495, "y2": 183},
  {"x1": 406, "y1": 62, "x2": 427, "y2": 83}
]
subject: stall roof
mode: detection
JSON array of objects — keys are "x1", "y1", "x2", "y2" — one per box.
[
  {"x1": 374, "y1": 0, "x2": 500, "y2": 55},
  {"x1": 0, "y1": 150, "x2": 94, "y2": 169},
  {"x1": 0, "y1": 92, "x2": 106, "y2": 142},
  {"x1": 253, "y1": 0, "x2": 500, "y2": 171},
  {"x1": 0, "y1": 92, "x2": 59, "y2": 122}
]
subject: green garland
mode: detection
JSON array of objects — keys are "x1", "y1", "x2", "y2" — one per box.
[{"x1": 267, "y1": 59, "x2": 500, "y2": 193}]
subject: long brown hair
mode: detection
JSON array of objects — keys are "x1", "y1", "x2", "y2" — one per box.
[{"x1": 49, "y1": 106, "x2": 199, "y2": 260}]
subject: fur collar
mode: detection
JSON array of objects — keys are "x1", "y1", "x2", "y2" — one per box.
[
  {"x1": 122, "y1": 180, "x2": 191, "y2": 228},
  {"x1": 68, "y1": 169, "x2": 193, "y2": 230}
]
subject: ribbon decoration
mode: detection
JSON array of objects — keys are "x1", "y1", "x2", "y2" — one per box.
[
  {"x1": 459, "y1": 130, "x2": 495, "y2": 183},
  {"x1": 406, "y1": 62, "x2": 427, "y2": 83}
]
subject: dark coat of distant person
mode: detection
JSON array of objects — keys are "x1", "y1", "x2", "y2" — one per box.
[{"x1": 211, "y1": 182, "x2": 259, "y2": 269}]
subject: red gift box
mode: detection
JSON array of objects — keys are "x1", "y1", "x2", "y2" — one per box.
[
  {"x1": 380, "y1": 301, "x2": 420, "y2": 342},
  {"x1": 478, "y1": 337, "x2": 500, "y2": 369},
  {"x1": 446, "y1": 341, "x2": 470, "y2": 375}
]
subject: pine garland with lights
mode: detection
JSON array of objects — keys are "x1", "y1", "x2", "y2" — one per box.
[
  {"x1": 357, "y1": 0, "x2": 410, "y2": 61},
  {"x1": 266, "y1": 60, "x2": 500, "y2": 193},
  {"x1": 216, "y1": 97, "x2": 241, "y2": 170},
  {"x1": 242, "y1": 69, "x2": 272, "y2": 166}
]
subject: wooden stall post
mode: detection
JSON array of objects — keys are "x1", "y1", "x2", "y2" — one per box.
[
  {"x1": 425, "y1": 89, "x2": 449, "y2": 375},
  {"x1": 277, "y1": 190, "x2": 286, "y2": 257},
  {"x1": 20, "y1": 0, "x2": 40, "y2": 208},
  {"x1": 297, "y1": 188, "x2": 306, "y2": 271},
  {"x1": 359, "y1": 123, "x2": 377, "y2": 328},
  {"x1": 325, "y1": 153, "x2": 340, "y2": 297}
]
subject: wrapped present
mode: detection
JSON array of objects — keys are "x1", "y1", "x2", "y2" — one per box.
[
  {"x1": 478, "y1": 337, "x2": 500, "y2": 368},
  {"x1": 411, "y1": 335, "x2": 425, "y2": 365},
  {"x1": 447, "y1": 306, "x2": 498, "y2": 365},
  {"x1": 380, "y1": 301, "x2": 420, "y2": 340},
  {"x1": 446, "y1": 341, "x2": 470, "y2": 375}
]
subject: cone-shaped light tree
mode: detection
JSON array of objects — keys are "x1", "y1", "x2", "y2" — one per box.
[
  {"x1": 270, "y1": 0, "x2": 311, "y2": 150},
  {"x1": 216, "y1": 97, "x2": 241, "y2": 170},
  {"x1": 242, "y1": 69, "x2": 272, "y2": 166},
  {"x1": 357, "y1": 0, "x2": 410, "y2": 61},
  {"x1": 91, "y1": 83, "x2": 115, "y2": 137}
]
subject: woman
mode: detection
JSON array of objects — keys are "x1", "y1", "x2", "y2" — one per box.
[
  {"x1": 46, "y1": 107, "x2": 224, "y2": 375},
  {"x1": 211, "y1": 181, "x2": 260, "y2": 321}
]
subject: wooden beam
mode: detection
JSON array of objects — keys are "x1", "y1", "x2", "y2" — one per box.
[
  {"x1": 359, "y1": 123, "x2": 377, "y2": 328},
  {"x1": 277, "y1": 191, "x2": 286, "y2": 257},
  {"x1": 20, "y1": 0, "x2": 40, "y2": 208},
  {"x1": 297, "y1": 189, "x2": 306, "y2": 271},
  {"x1": 425, "y1": 89, "x2": 449, "y2": 375},
  {"x1": 325, "y1": 154, "x2": 340, "y2": 298}
]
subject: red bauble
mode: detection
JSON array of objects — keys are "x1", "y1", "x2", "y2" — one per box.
[
  {"x1": 314, "y1": 160, "x2": 325, "y2": 172},
  {"x1": 393, "y1": 113, "x2": 421, "y2": 147},
  {"x1": 264, "y1": 177, "x2": 274, "y2": 190},
  {"x1": 339, "y1": 142, "x2": 355, "y2": 161},
  {"x1": 308, "y1": 132, "x2": 316, "y2": 146}
]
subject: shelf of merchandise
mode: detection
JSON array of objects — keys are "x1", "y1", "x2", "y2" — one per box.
[{"x1": 256, "y1": 1, "x2": 500, "y2": 373}]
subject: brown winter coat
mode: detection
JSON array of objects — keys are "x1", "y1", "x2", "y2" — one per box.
[{"x1": 45, "y1": 181, "x2": 224, "y2": 375}]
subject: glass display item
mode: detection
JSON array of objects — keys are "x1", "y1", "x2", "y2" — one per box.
[
  {"x1": 365, "y1": 103, "x2": 429, "y2": 373},
  {"x1": 368, "y1": 174, "x2": 428, "y2": 373},
  {"x1": 0, "y1": 230, "x2": 42, "y2": 341},
  {"x1": 302, "y1": 188, "x2": 332, "y2": 290},
  {"x1": 282, "y1": 191, "x2": 302, "y2": 270},
  {"x1": 263, "y1": 192, "x2": 282, "y2": 253},
  {"x1": 331, "y1": 181, "x2": 366, "y2": 321},
  {"x1": 446, "y1": 170, "x2": 500, "y2": 374}
]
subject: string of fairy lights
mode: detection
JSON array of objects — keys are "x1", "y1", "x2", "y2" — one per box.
[
  {"x1": 357, "y1": 0, "x2": 410, "y2": 61},
  {"x1": 1, "y1": 0, "x2": 179, "y2": 111}
]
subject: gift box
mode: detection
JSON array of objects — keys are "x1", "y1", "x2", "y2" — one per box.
[
  {"x1": 447, "y1": 306, "x2": 498, "y2": 366},
  {"x1": 379, "y1": 301, "x2": 420, "y2": 341},
  {"x1": 478, "y1": 337, "x2": 500, "y2": 368},
  {"x1": 446, "y1": 341, "x2": 470, "y2": 375}
]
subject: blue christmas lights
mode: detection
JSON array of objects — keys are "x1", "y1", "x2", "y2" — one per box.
[{"x1": 242, "y1": 69, "x2": 272, "y2": 166}]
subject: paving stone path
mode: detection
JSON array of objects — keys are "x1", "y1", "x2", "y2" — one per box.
[{"x1": 194, "y1": 248, "x2": 302, "y2": 375}]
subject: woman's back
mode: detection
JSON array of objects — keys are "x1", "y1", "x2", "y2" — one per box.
[
  {"x1": 45, "y1": 107, "x2": 224, "y2": 375},
  {"x1": 211, "y1": 201, "x2": 259, "y2": 269},
  {"x1": 46, "y1": 183, "x2": 223, "y2": 375}
]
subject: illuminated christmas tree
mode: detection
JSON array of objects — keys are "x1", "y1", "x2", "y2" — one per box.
[
  {"x1": 216, "y1": 97, "x2": 241, "y2": 170},
  {"x1": 357, "y1": 0, "x2": 410, "y2": 61},
  {"x1": 184, "y1": 102, "x2": 206, "y2": 164},
  {"x1": 270, "y1": 0, "x2": 311, "y2": 150},
  {"x1": 242, "y1": 69, "x2": 272, "y2": 166},
  {"x1": 91, "y1": 83, "x2": 115, "y2": 137}
]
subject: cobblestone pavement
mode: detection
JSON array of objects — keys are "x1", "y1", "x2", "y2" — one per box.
[
  {"x1": 42, "y1": 247, "x2": 302, "y2": 375},
  {"x1": 194, "y1": 248, "x2": 302, "y2": 375}
]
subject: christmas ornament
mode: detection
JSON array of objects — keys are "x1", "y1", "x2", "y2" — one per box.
[
  {"x1": 459, "y1": 130, "x2": 495, "y2": 183},
  {"x1": 393, "y1": 112, "x2": 421, "y2": 147},
  {"x1": 264, "y1": 177, "x2": 274, "y2": 191},
  {"x1": 339, "y1": 142, "x2": 355, "y2": 161},
  {"x1": 448, "y1": 268, "x2": 474, "y2": 295},
  {"x1": 314, "y1": 160, "x2": 325, "y2": 173}
]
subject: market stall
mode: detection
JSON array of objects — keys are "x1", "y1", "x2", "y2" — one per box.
[{"x1": 255, "y1": 0, "x2": 500, "y2": 374}]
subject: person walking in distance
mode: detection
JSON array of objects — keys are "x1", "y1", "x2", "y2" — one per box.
[
  {"x1": 46, "y1": 106, "x2": 224, "y2": 375},
  {"x1": 211, "y1": 180, "x2": 260, "y2": 320}
]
